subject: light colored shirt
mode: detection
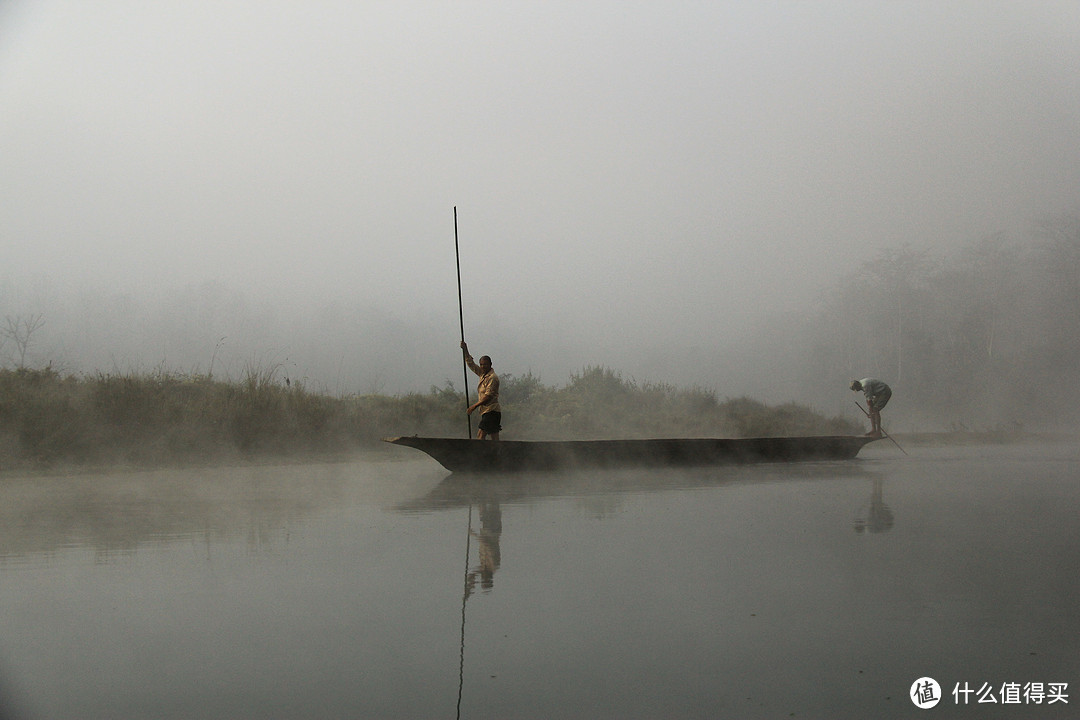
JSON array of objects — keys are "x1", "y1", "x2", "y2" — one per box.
[
  {"x1": 466, "y1": 357, "x2": 501, "y2": 414},
  {"x1": 859, "y1": 378, "x2": 891, "y2": 403}
]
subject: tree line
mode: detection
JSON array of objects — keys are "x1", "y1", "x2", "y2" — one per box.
[{"x1": 796, "y1": 216, "x2": 1080, "y2": 430}]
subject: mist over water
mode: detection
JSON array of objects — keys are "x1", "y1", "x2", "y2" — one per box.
[{"x1": 0, "y1": 442, "x2": 1076, "y2": 718}]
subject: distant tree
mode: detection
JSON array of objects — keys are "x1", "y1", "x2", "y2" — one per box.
[
  {"x1": 500, "y1": 371, "x2": 547, "y2": 405},
  {"x1": 807, "y1": 245, "x2": 932, "y2": 397},
  {"x1": 2, "y1": 314, "x2": 46, "y2": 368},
  {"x1": 861, "y1": 245, "x2": 933, "y2": 385},
  {"x1": 1032, "y1": 216, "x2": 1080, "y2": 367}
]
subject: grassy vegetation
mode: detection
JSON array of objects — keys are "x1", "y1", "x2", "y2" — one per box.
[
  {"x1": 506, "y1": 366, "x2": 860, "y2": 440},
  {"x1": 0, "y1": 365, "x2": 860, "y2": 471}
]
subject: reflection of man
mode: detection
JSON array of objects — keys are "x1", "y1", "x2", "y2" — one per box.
[
  {"x1": 465, "y1": 502, "x2": 502, "y2": 598},
  {"x1": 854, "y1": 479, "x2": 894, "y2": 534}
]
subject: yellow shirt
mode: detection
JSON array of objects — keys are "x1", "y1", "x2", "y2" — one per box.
[{"x1": 465, "y1": 357, "x2": 501, "y2": 414}]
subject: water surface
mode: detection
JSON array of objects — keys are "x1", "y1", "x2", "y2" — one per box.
[{"x1": 0, "y1": 443, "x2": 1076, "y2": 718}]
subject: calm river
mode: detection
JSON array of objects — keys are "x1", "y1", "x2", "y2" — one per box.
[{"x1": 0, "y1": 442, "x2": 1077, "y2": 719}]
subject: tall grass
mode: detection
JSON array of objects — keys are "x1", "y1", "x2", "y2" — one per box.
[
  {"x1": 0, "y1": 365, "x2": 860, "y2": 471},
  {"x1": 506, "y1": 366, "x2": 860, "y2": 439}
]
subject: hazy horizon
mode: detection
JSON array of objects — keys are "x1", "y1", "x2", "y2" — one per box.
[{"x1": 3, "y1": 1, "x2": 1080, "y2": 426}]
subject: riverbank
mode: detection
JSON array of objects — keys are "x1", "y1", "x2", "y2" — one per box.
[{"x1": 0, "y1": 366, "x2": 862, "y2": 472}]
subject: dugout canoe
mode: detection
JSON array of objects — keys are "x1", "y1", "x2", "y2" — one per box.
[{"x1": 384, "y1": 435, "x2": 878, "y2": 473}]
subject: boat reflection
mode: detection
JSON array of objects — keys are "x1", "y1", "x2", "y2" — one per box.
[
  {"x1": 401, "y1": 462, "x2": 892, "y2": 604},
  {"x1": 396, "y1": 461, "x2": 880, "y2": 514}
]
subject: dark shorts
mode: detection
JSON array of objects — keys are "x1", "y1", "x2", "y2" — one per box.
[
  {"x1": 478, "y1": 411, "x2": 502, "y2": 434},
  {"x1": 868, "y1": 388, "x2": 892, "y2": 411}
]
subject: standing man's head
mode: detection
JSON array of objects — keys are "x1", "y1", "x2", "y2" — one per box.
[{"x1": 479, "y1": 356, "x2": 493, "y2": 371}]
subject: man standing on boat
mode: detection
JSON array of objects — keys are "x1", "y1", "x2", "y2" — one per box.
[
  {"x1": 461, "y1": 341, "x2": 501, "y2": 440},
  {"x1": 850, "y1": 378, "x2": 892, "y2": 438}
]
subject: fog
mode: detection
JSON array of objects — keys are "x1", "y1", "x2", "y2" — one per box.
[{"x1": 2, "y1": 2, "x2": 1080, "y2": 425}]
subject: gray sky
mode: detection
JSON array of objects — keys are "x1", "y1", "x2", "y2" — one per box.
[{"x1": 2, "y1": 1, "x2": 1079, "y2": 396}]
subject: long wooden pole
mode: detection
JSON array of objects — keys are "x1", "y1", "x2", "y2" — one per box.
[
  {"x1": 455, "y1": 211, "x2": 474, "y2": 715},
  {"x1": 454, "y1": 207, "x2": 473, "y2": 439}
]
